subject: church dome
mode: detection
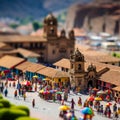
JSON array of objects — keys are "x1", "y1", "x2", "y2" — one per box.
[
  {"x1": 87, "y1": 64, "x2": 96, "y2": 72},
  {"x1": 44, "y1": 13, "x2": 57, "y2": 24},
  {"x1": 70, "y1": 48, "x2": 84, "y2": 62}
]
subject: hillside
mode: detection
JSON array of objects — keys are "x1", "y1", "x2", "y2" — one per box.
[
  {"x1": 66, "y1": 1, "x2": 120, "y2": 34},
  {"x1": 0, "y1": 0, "x2": 90, "y2": 21}
]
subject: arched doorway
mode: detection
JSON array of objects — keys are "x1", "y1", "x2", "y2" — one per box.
[{"x1": 87, "y1": 80, "x2": 93, "y2": 88}]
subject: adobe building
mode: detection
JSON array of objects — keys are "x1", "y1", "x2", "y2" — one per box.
[{"x1": 0, "y1": 14, "x2": 75, "y2": 63}]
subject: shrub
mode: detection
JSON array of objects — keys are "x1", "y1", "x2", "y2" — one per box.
[
  {"x1": 0, "y1": 94, "x2": 3, "y2": 99},
  {"x1": 0, "y1": 108, "x2": 27, "y2": 120},
  {"x1": 0, "y1": 108, "x2": 9, "y2": 120},
  {"x1": 12, "y1": 105, "x2": 30, "y2": 116},
  {"x1": 15, "y1": 116, "x2": 39, "y2": 120},
  {"x1": 0, "y1": 99, "x2": 11, "y2": 107},
  {"x1": 0, "y1": 103, "x2": 3, "y2": 108}
]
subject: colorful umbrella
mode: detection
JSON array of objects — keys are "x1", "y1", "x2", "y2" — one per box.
[
  {"x1": 88, "y1": 96, "x2": 94, "y2": 101},
  {"x1": 95, "y1": 97, "x2": 102, "y2": 101},
  {"x1": 80, "y1": 107, "x2": 93, "y2": 115},
  {"x1": 26, "y1": 81, "x2": 31, "y2": 86},
  {"x1": 106, "y1": 102, "x2": 112, "y2": 106},
  {"x1": 56, "y1": 91, "x2": 63, "y2": 94},
  {"x1": 97, "y1": 90, "x2": 106, "y2": 95},
  {"x1": 49, "y1": 90, "x2": 57, "y2": 93},
  {"x1": 43, "y1": 91, "x2": 50, "y2": 94},
  {"x1": 33, "y1": 75, "x2": 38, "y2": 78},
  {"x1": 39, "y1": 89, "x2": 44, "y2": 93},
  {"x1": 92, "y1": 87, "x2": 99, "y2": 91},
  {"x1": 105, "y1": 89, "x2": 112, "y2": 94},
  {"x1": 59, "y1": 105, "x2": 70, "y2": 111},
  {"x1": 43, "y1": 78, "x2": 50, "y2": 81}
]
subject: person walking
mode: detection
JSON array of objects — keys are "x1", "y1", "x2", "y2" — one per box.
[
  {"x1": 32, "y1": 99, "x2": 35, "y2": 108},
  {"x1": 14, "y1": 89, "x2": 17, "y2": 98},
  {"x1": 78, "y1": 97, "x2": 82, "y2": 107},
  {"x1": 23, "y1": 93, "x2": 26, "y2": 101},
  {"x1": 4, "y1": 88, "x2": 8, "y2": 97},
  {"x1": 71, "y1": 98, "x2": 75, "y2": 110}
]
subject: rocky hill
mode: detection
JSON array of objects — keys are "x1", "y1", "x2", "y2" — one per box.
[
  {"x1": 66, "y1": 1, "x2": 120, "y2": 35},
  {"x1": 0, "y1": 0, "x2": 90, "y2": 20}
]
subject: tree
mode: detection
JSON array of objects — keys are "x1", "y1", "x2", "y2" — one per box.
[{"x1": 32, "y1": 21, "x2": 40, "y2": 31}]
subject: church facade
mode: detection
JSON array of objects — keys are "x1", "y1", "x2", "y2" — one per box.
[
  {"x1": 43, "y1": 14, "x2": 75, "y2": 63},
  {"x1": 70, "y1": 48, "x2": 99, "y2": 91}
]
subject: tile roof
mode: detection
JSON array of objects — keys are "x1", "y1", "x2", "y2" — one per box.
[
  {"x1": 100, "y1": 70, "x2": 120, "y2": 86},
  {"x1": 53, "y1": 58, "x2": 107, "y2": 72},
  {"x1": 15, "y1": 61, "x2": 32, "y2": 71},
  {"x1": 53, "y1": 58, "x2": 70, "y2": 69},
  {"x1": 112, "y1": 86, "x2": 120, "y2": 91},
  {"x1": 75, "y1": 44, "x2": 91, "y2": 51},
  {"x1": 25, "y1": 62, "x2": 46, "y2": 73},
  {"x1": 0, "y1": 55, "x2": 25, "y2": 69},
  {"x1": 0, "y1": 35, "x2": 47, "y2": 42},
  {"x1": 37, "y1": 67, "x2": 58, "y2": 78},
  {"x1": 12, "y1": 48, "x2": 40, "y2": 58},
  {"x1": 0, "y1": 42, "x2": 7, "y2": 48},
  {"x1": 37, "y1": 67, "x2": 69, "y2": 78},
  {"x1": 0, "y1": 42, "x2": 13, "y2": 50},
  {"x1": 74, "y1": 48, "x2": 120, "y2": 63}
]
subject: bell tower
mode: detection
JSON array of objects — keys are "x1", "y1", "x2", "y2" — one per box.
[
  {"x1": 70, "y1": 48, "x2": 85, "y2": 89},
  {"x1": 43, "y1": 13, "x2": 58, "y2": 39}
]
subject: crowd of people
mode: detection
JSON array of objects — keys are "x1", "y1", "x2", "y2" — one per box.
[{"x1": 0, "y1": 77, "x2": 120, "y2": 120}]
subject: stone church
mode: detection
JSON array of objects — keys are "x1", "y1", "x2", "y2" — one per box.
[
  {"x1": 0, "y1": 14, "x2": 75, "y2": 63},
  {"x1": 70, "y1": 48, "x2": 98, "y2": 90},
  {"x1": 43, "y1": 14, "x2": 75, "y2": 63}
]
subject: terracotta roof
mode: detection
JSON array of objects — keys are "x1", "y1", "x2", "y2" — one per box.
[
  {"x1": 75, "y1": 44, "x2": 91, "y2": 51},
  {"x1": 0, "y1": 42, "x2": 13, "y2": 50},
  {"x1": 25, "y1": 63, "x2": 46, "y2": 73},
  {"x1": 81, "y1": 50, "x2": 120, "y2": 63},
  {"x1": 0, "y1": 42, "x2": 7, "y2": 48},
  {"x1": 15, "y1": 61, "x2": 32, "y2": 71},
  {"x1": 37, "y1": 67, "x2": 58, "y2": 78},
  {"x1": 53, "y1": 58, "x2": 107, "y2": 72},
  {"x1": 100, "y1": 70, "x2": 120, "y2": 86},
  {"x1": 74, "y1": 48, "x2": 120, "y2": 63},
  {"x1": 0, "y1": 55, "x2": 25, "y2": 69},
  {"x1": 37, "y1": 67, "x2": 69, "y2": 78},
  {"x1": 53, "y1": 71, "x2": 69, "y2": 78},
  {"x1": 53, "y1": 58, "x2": 70, "y2": 69},
  {"x1": 0, "y1": 35, "x2": 47, "y2": 43},
  {"x1": 112, "y1": 86, "x2": 120, "y2": 91},
  {"x1": 85, "y1": 55, "x2": 120, "y2": 63},
  {"x1": 11, "y1": 48, "x2": 40, "y2": 58}
]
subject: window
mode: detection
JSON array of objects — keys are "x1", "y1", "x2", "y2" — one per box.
[
  {"x1": 52, "y1": 50, "x2": 55, "y2": 54},
  {"x1": 30, "y1": 43, "x2": 33, "y2": 48},
  {"x1": 59, "y1": 48, "x2": 66, "y2": 53},
  {"x1": 103, "y1": 82, "x2": 106, "y2": 86},
  {"x1": 58, "y1": 79, "x2": 61, "y2": 82},
  {"x1": 71, "y1": 64, "x2": 73, "y2": 69},
  {"x1": 50, "y1": 27, "x2": 54, "y2": 34},
  {"x1": 70, "y1": 50, "x2": 73, "y2": 54},
  {"x1": 62, "y1": 67, "x2": 64, "y2": 71},
  {"x1": 78, "y1": 64, "x2": 81, "y2": 70},
  {"x1": 112, "y1": 63, "x2": 115, "y2": 65},
  {"x1": 35, "y1": 43, "x2": 38, "y2": 48},
  {"x1": 66, "y1": 68, "x2": 68, "y2": 72}
]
